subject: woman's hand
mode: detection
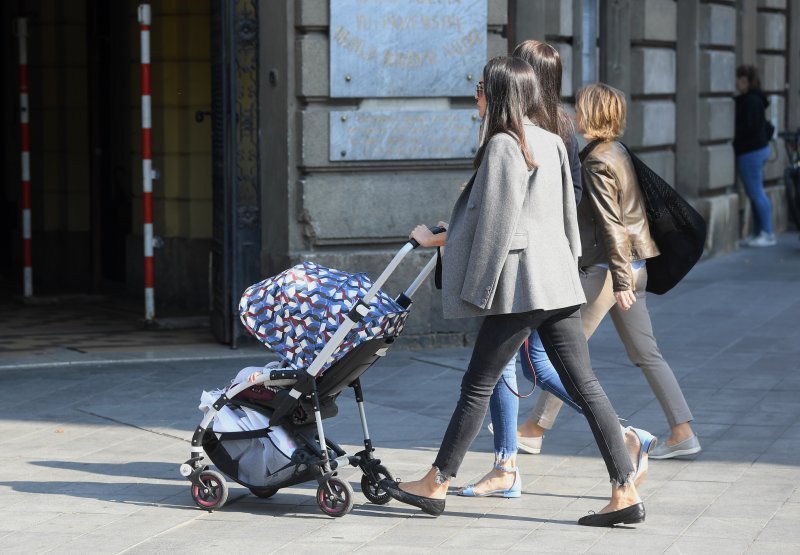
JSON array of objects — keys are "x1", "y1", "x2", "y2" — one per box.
[
  {"x1": 409, "y1": 224, "x2": 447, "y2": 247},
  {"x1": 613, "y1": 290, "x2": 637, "y2": 311}
]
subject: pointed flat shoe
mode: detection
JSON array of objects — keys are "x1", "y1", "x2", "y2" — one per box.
[
  {"x1": 379, "y1": 479, "x2": 445, "y2": 517},
  {"x1": 578, "y1": 502, "x2": 645, "y2": 527}
]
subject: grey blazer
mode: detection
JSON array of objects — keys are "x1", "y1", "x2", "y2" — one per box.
[{"x1": 442, "y1": 123, "x2": 586, "y2": 319}]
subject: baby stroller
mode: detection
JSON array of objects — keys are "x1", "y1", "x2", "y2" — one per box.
[{"x1": 180, "y1": 229, "x2": 444, "y2": 517}]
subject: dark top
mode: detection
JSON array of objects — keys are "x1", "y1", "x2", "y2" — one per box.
[
  {"x1": 565, "y1": 132, "x2": 582, "y2": 204},
  {"x1": 734, "y1": 89, "x2": 770, "y2": 156}
]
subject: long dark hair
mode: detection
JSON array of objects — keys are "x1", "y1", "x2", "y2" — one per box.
[
  {"x1": 474, "y1": 56, "x2": 539, "y2": 170},
  {"x1": 512, "y1": 40, "x2": 574, "y2": 142}
]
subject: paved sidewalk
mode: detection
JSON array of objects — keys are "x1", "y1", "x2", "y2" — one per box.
[{"x1": 0, "y1": 235, "x2": 799, "y2": 553}]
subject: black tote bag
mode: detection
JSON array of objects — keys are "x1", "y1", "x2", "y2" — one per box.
[
  {"x1": 581, "y1": 141, "x2": 707, "y2": 295},
  {"x1": 622, "y1": 146, "x2": 707, "y2": 294}
]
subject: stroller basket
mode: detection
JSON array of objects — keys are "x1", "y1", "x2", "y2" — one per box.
[
  {"x1": 239, "y1": 261, "x2": 409, "y2": 375},
  {"x1": 199, "y1": 388, "x2": 298, "y2": 488}
]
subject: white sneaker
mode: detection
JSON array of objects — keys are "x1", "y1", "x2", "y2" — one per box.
[{"x1": 746, "y1": 232, "x2": 777, "y2": 247}]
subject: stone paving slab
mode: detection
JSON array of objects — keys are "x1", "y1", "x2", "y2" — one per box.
[{"x1": 0, "y1": 235, "x2": 799, "y2": 552}]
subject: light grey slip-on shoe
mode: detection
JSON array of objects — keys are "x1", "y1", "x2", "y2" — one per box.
[{"x1": 649, "y1": 434, "x2": 701, "y2": 459}]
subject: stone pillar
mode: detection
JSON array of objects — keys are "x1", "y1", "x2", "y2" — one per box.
[
  {"x1": 511, "y1": 0, "x2": 546, "y2": 47},
  {"x1": 756, "y1": 1, "x2": 788, "y2": 183},
  {"x1": 513, "y1": 0, "x2": 576, "y2": 97},
  {"x1": 789, "y1": 0, "x2": 800, "y2": 128},
  {"x1": 626, "y1": 0, "x2": 677, "y2": 185},
  {"x1": 600, "y1": 0, "x2": 631, "y2": 93},
  {"x1": 737, "y1": 0, "x2": 758, "y2": 66},
  {"x1": 571, "y1": 0, "x2": 585, "y2": 92},
  {"x1": 676, "y1": 0, "x2": 739, "y2": 255},
  {"x1": 698, "y1": 1, "x2": 737, "y2": 196},
  {"x1": 675, "y1": 1, "x2": 700, "y2": 197}
]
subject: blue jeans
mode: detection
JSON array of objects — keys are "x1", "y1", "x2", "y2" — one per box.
[
  {"x1": 489, "y1": 331, "x2": 582, "y2": 461},
  {"x1": 737, "y1": 146, "x2": 773, "y2": 235}
]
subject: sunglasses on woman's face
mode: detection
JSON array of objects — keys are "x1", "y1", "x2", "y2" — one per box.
[{"x1": 476, "y1": 82, "x2": 484, "y2": 96}]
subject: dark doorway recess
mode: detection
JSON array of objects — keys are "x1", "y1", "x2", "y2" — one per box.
[{"x1": 87, "y1": 0, "x2": 132, "y2": 288}]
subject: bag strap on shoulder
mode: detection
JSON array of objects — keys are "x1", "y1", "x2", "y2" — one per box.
[{"x1": 579, "y1": 139, "x2": 603, "y2": 163}]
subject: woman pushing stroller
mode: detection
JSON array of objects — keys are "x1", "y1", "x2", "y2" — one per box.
[{"x1": 379, "y1": 56, "x2": 646, "y2": 527}]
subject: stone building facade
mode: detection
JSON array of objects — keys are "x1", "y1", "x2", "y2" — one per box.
[
  {"x1": 266, "y1": 0, "x2": 800, "y2": 344},
  {"x1": 1, "y1": 0, "x2": 798, "y2": 344}
]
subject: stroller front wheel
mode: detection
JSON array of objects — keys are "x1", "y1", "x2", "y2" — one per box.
[
  {"x1": 191, "y1": 470, "x2": 229, "y2": 511},
  {"x1": 317, "y1": 477, "x2": 354, "y2": 517},
  {"x1": 361, "y1": 464, "x2": 393, "y2": 505}
]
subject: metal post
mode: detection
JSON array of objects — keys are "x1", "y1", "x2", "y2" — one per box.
[
  {"x1": 16, "y1": 18, "x2": 32, "y2": 298},
  {"x1": 138, "y1": 4, "x2": 155, "y2": 322}
]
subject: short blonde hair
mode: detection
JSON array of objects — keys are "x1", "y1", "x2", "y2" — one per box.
[{"x1": 576, "y1": 83, "x2": 626, "y2": 140}]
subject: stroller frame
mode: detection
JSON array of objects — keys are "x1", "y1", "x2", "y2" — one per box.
[{"x1": 181, "y1": 233, "x2": 442, "y2": 517}]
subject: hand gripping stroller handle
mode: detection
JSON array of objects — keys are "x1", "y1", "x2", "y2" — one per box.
[
  {"x1": 408, "y1": 226, "x2": 446, "y2": 249},
  {"x1": 278, "y1": 227, "x2": 446, "y2": 407}
]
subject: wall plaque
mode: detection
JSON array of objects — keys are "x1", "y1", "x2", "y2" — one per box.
[
  {"x1": 329, "y1": 0, "x2": 487, "y2": 97},
  {"x1": 330, "y1": 109, "x2": 480, "y2": 161}
]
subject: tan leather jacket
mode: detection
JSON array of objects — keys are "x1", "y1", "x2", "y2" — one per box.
[{"x1": 578, "y1": 140, "x2": 659, "y2": 291}]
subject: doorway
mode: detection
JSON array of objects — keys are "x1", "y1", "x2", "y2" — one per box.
[{"x1": 87, "y1": 0, "x2": 132, "y2": 290}]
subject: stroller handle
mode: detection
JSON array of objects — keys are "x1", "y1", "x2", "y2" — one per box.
[{"x1": 408, "y1": 226, "x2": 446, "y2": 249}]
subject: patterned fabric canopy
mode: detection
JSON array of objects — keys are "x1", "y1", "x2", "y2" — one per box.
[{"x1": 239, "y1": 262, "x2": 409, "y2": 373}]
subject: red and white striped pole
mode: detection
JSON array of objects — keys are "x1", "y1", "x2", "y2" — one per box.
[
  {"x1": 138, "y1": 4, "x2": 155, "y2": 321},
  {"x1": 16, "y1": 18, "x2": 32, "y2": 298}
]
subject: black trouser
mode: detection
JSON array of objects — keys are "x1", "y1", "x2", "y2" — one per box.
[{"x1": 432, "y1": 306, "x2": 635, "y2": 486}]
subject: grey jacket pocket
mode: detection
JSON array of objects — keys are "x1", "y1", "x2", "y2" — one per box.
[{"x1": 508, "y1": 233, "x2": 528, "y2": 252}]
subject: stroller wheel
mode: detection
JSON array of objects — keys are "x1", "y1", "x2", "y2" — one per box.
[
  {"x1": 360, "y1": 464, "x2": 393, "y2": 505},
  {"x1": 191, "y1": 470, "x2": 228, "y2": 511},
  {"x1": 249, "y1": 487, "x2": 278, "y2": 499},
  {"x1": 316, "y1": 477, "x2": 354, "y2": 517}
]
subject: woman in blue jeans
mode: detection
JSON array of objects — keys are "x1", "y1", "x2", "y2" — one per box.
[
  {"x1": 735, "y1": 64, "x2": 775, "y2": 247},
  {"x1": 461, "y1": 332, "x2": 653, "y2": 497}
]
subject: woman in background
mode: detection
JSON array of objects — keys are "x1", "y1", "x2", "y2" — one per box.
[{"x1": 735, "y1": 64, "x2": 775, "y2": 247}]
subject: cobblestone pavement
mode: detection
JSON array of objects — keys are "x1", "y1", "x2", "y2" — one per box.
[{"x1": 0, "y1": 235, "x2": 799, "y2": 553}]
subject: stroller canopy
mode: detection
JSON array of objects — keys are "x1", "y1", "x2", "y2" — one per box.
[{"x1": 239, "y1": 262, "x2": 409, "y2": 373}]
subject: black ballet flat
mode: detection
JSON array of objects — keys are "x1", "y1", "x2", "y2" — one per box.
[
  {"x1": 577, "y1": 502, "x2": 645, "y2": 527},
  {"x1": 379, "y1": 479, "x2": 446, "y2": 517}
]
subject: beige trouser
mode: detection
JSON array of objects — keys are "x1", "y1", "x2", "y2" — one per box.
[{"x1": 530, "y1": 264, "x2": 694, "y2": 429}]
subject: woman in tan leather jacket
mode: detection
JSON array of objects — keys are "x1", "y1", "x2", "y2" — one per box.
[{"x1": 518, "y1": 83, "x2": 701, "y2": 461}]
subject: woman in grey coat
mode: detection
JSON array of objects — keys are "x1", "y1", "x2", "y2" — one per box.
[{"x1": 380, "y1": 57, "x2": 646, "y2": 527}]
